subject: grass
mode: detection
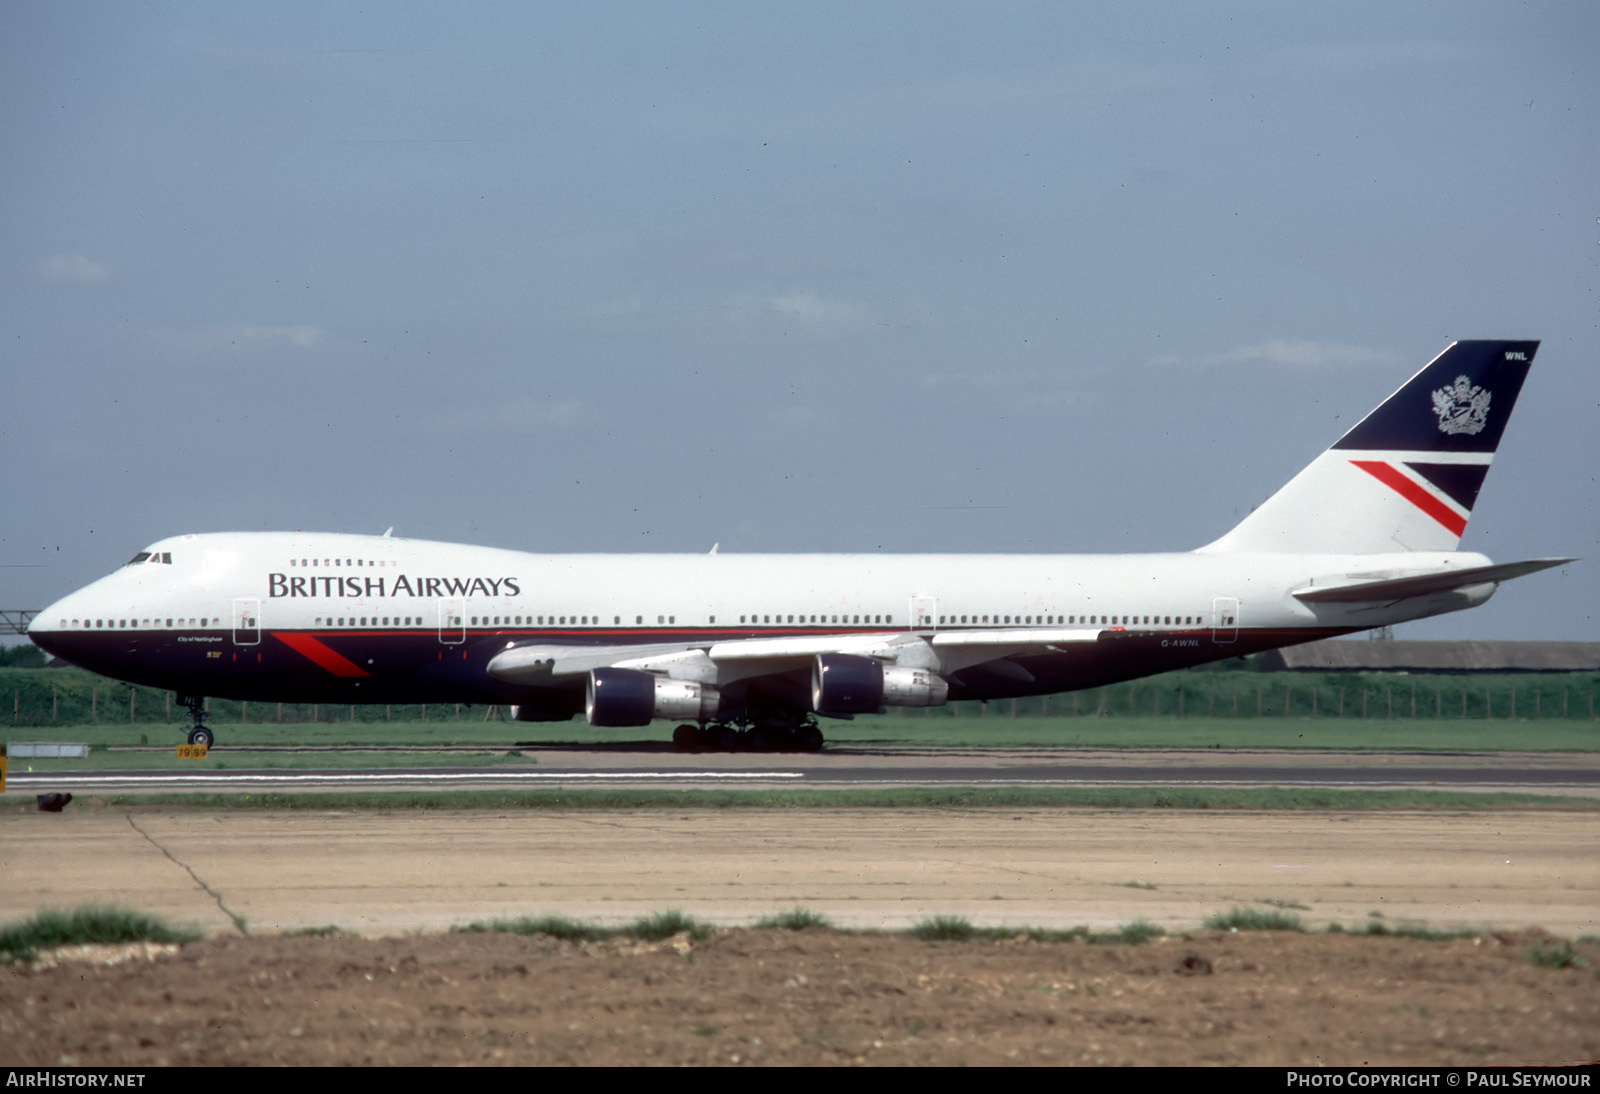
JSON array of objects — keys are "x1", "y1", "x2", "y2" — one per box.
[
  {"x1": 282, "y1": 924, "x2": 351, "y2": 938},
  {"x1": 9, "y1": 713, "x2": 1592, "y2": 753},
  {"x1": 10, "y1": 904, "x2": 1592, "y2": 962},
  {"x1": 905, "y1": 916, "x2": 1166, "y2": 945},
  {"x1": 0, "y1": 906, "x2": 200, "y2": 961},
  {"x1": 450, "y1": 909, "x2": 711, "y2": 943},
  {"x1": 452, "y1": 915, "x2": 610, "y2": 943},
  {"x1": 757, "y1": 907, "x2": 834, "y2": 931},
  {"x1": 1106, "y1": 919, "x2": 1165, "y2": 945},
  {"x1": 2, "y1": 747, "x2": 540, "y2": 773},
  {"x1": 825, "y1": 714, "x2": 1600, "y2": 752},
  {"x1": 1528, "y1": 940, "x2": 1588, "y2": 969},
  {"x1": 4, "y1": 786, "x2": 1591, "y2": 813},
  {"x1": 1205, "y1": 907, "x2": 1307, "y2": 932},
  {"x1": 1327, "y1": 922, "x2": 1479, "y2": 941},
  {"x1": 909, "y1": 916, "x2": 980, "y2": 941}
]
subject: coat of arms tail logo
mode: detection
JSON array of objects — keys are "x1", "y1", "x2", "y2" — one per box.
[{"x1": 1431, "y1": 375, "x2": 1491, "y2": 436}]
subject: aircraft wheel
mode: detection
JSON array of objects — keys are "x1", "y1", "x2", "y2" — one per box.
[
  {"x1": 672, "y1": 724, "x2": 702, "y2": 751},
  {"x1": 748, "y1": 727, "x2": 774, "y2": 753},
  {"x1": 714, "y1": 725, "x2": 743, "y2": 752},
  {"x1": 187, "y1": 726, "x2": 214, "y2": 748},
  {"x1": 797, "y1": 725, "x2": 824, "y2": 752}
]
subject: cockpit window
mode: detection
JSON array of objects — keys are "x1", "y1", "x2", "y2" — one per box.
[{"x1": 124, "y1": 551, "x2": 173, "y2": 566}]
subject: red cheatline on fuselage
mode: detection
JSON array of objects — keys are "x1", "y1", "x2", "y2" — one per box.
[{"x1": 273, "y1": 632, "x2": 371, "y2": 677}]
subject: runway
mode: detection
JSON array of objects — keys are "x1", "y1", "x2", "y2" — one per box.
[{"x1": 6, "y1": 746, "x2": 1599, "y2": 795}]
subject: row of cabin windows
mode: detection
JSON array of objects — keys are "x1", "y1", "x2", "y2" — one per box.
[
  {"x1": 740, "y1": 614, "x2": 890, "y2": 625},
  {"x1": 453, "y1": 612, "x2": 1210, "y2": 628},
  {"x1": 315, "y1": 617, "x2": 424, "y2": 626},
  {"x1": 468, "y1": 615, "x2": 612, "y2": 626},
  {"x1": 936, "y1": 614, "x2": 1205, "y2": 626},
  {"x1": 289, "y1": 558, "x2": 395, "y2": 567},
  {"x1": 66, "y1": 612, "x2": 1219, "y2": 631}
]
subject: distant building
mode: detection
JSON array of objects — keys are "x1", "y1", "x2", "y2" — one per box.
[{"x1": 1259, "y1": 640, "x2": 1600, "y2": 674}]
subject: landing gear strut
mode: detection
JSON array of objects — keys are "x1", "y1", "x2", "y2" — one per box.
[{"x1": 178, "y1": 694, "x2": 213, "y2": 748}]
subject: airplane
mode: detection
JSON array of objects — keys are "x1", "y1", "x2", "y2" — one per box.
[{"x1": 27, "y1": 339, "x2": 1573, "y2": 752}]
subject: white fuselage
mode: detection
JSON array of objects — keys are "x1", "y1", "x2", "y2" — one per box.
[{"x1": 30, "y1": 530, "x2": 1494, "y2": 709}]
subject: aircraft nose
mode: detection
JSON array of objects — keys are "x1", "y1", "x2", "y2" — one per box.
[
  {"x1": 27, "y1": 588, "x2": 97, "y2": 662},
  {"x1": 27, "y1": 596, "x2": 66, "y2": 656}
]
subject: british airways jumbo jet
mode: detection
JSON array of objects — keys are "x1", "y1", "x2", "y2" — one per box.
[{"x1": 28, "y1": 341, "x2": 1572, "y2": 751}]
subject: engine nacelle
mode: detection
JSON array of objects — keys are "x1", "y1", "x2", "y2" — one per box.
[
  {"x1": 881, "y1": 665, "x2": 949, "y2": 708},
  {"x1": 811, "y1": 653, "x2": 883, "y2": 714},
  {"x1": 811, "y1": 653, "x2": 950, "y2": 714},
  {"x1": 586, "y1": 667, "x2": 720, "y2": 727}
]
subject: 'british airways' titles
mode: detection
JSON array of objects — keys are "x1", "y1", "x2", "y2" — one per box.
[{"x1": 268, "y1": 574, "x2": 522, "y2": 599}]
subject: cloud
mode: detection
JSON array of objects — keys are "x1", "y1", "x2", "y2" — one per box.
[
  {"x1": 231, "y1": 325, "x2": 324, "y2": 349},
  {"x1": 151, "y1": 324, "x2": 326, "y2": 353},
  {"x1": 716, "y1": 290, "x2": 873, "y2": 336},
  {"x1": 428, "y1": 397, "x2": 594, "y2": 434},
  {"x1": 1151, "y1": 339, "x2": 1405, "y2": 370},
  {"x1": 915, "y1": 368, "x2": 1097, "y2": 417},
  {"x1": 36, "y1": 254, "x2": 111, "y2": 285}
]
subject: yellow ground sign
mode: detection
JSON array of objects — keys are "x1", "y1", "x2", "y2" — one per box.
[{"x1": 176, "y1": 744, "x2": 209, "y2": 760}]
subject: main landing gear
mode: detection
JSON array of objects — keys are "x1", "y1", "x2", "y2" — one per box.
[
  {"x1": 672, "y1": 719, "x2": 824, "y2": 754},
  {"x1": 178, "y1": 694, "x2": 214, "y2": 748}
]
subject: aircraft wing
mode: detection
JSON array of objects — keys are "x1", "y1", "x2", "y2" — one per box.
[
  {"x1": 485, "y1": 627, "x2": 1106, "y2": 688},
  {"x1": 1291, "y1": 557, "x2": 1575, "y2": 604}
]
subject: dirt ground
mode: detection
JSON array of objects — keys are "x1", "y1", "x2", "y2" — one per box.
[{"x1": 4, "y1": 928, "x2": 1598, "y2": 1066}]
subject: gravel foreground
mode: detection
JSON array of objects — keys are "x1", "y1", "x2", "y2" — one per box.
[{"x1": 4, "y1": 928, "x2": 1598, "y2": 1066}]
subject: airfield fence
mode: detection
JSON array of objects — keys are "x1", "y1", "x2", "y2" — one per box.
[{"x1": 3, "y1": 667, "x2": 1596, "y2": 727}]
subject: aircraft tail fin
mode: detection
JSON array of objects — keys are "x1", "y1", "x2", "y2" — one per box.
[{"x1": 1200, "y1": 340, "x2": 1538, "y2": 555}]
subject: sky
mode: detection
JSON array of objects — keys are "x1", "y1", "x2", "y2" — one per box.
[{"x1": 2, "y1": 1, "x2": 1595, "y2": 642}]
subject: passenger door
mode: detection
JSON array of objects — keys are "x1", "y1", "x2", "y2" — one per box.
[
  {"x1": 232, "y1": 597, "x2": 260, "y2": 646},
  {"x1": 1211, "y1": 597, "x2": 1239, "y2": 644}
]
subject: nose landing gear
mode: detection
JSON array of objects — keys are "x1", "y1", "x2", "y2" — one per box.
[{"x1": 177, "y1": 694, "x2": 213, "y2": 748}]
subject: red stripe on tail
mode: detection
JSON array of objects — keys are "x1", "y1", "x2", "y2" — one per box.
[{"x1": 1350, "y1": 460, "x2": 1467, "y2": 536}]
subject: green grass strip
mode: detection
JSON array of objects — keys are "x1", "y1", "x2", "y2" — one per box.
[
  {"x1": 904, "y1": 916, "x2": 1167, "y2": 944},
  {"x1": 5, "y1": 786, "x2": 1590, "y2": 812},
  {"x1": 9, "y1": 713, "x2": 1598, "y2": 753},
  {"x1": 9, "y1": 904, "x2": 1594, "y2": 960},
  {"x1": 1206, "y1": 907, "x2": 1307, "y2": 932},
  {"x1": 452, "y1": 909, "x2": 711, "y2": 943},
  {"x1": 757, "y1": 908, "x2": 834, "y2": 931},
  {"x1": 0, "y1": 906, "x2": 200, "y2": 961},
  {"x1": 1325, "y1": 922, "x2": 1480, "y2": 941}
]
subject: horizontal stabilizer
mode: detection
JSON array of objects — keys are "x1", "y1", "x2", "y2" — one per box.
[{"x1": 1291, "y1": 557, "x2": 1574, "y2": 603}]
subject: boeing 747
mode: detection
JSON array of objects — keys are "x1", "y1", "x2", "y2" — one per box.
[{"x1": 29, "y1": 340, "x2": 1572, "y2": 751}]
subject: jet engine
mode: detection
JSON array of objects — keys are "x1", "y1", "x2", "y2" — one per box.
[
  {"x1": 585, "y1": 667, "x2": 720, "y2": 727},
  {"x1": 810, "y1": 653, "x2": 948, "y2": 715}
]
